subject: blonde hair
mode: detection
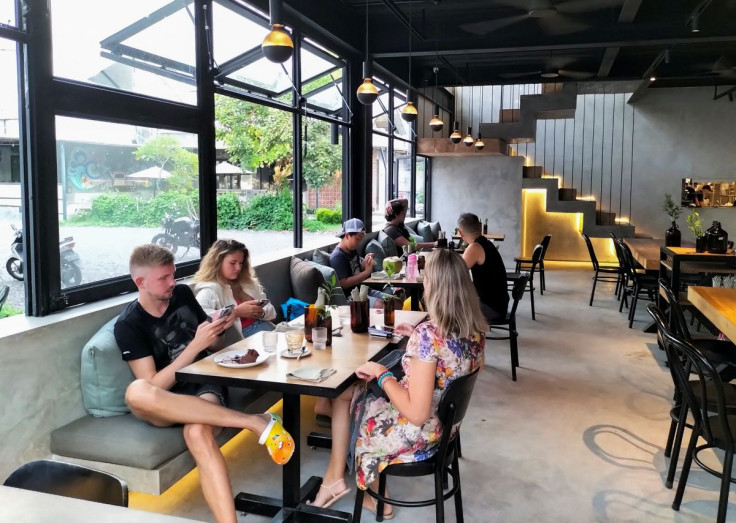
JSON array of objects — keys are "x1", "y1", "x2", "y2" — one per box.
[
  {"x1": 129, "y1": 244, "x2": 174, "y2": 276},
  {"x1": 423, "y1": 249, "x2": 488, "y2": 339},
  {"x1": 193, "y1": 239, "x2": 260, "y2": 289}
]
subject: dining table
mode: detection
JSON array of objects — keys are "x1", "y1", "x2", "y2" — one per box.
[
  {"x1": 687, "y1": 286, "x2": 736, "y2": 342},
  {"x1": 175, "y1": 309, "x2": 429, "y2": 522},
  {"x1": 363, "y1": 273, "x2": 424, "y2": 311},
  {"x1": 623, "y1": 238, "x2": 664, "y2": 271}
]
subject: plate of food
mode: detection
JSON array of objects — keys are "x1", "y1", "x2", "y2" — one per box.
[
  {"x1": 280, "y1": 346, "x2": 312, "y2": 359},
  {"x1": 371, "y1": 271, "x2": 389, "y2": 279},
  {"x1": 214, "y1": 348, "x2": 269, "y2": 368}
]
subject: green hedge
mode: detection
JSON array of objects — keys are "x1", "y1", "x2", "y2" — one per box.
[
  {"x1": 66, "y1": 192, "x2": 198, "y2": 227},
  {"x1": 315, "y1": 208, "x2": 342, "y2": 224}
]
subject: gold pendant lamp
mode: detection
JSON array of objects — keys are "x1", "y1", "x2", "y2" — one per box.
[
  {"x1": 474, "y1": 86, "x2": 484, "y2": 150},
  {"x1": 356, "y1": 2, "x2": 378, "y2": 105},
  {"x1": 400, "y1": 5, "x2": 417, "y2": 122},
  {"x1": 428, "y1": 67, "x2": 443, "y2": 132},
  {"x1": 450, "y1": 121, "x2": 462, "y2": 143},
  {"x1": 262, "y1": 0, "x2": 293, "y2": 63},
  {"x1": 463, "y1": 86, "x2": 474, "y2": 146}
]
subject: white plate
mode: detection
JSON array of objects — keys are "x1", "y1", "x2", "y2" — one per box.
[
  {"x1": 371, "y1": 271, "x2": 389, "y2": 279},
  {"x1": 280, "y1": 347, "x2": 312, "y2": 359},
  {"x1": 214, "y1": 349, "x2": 269, "y2": 368}
]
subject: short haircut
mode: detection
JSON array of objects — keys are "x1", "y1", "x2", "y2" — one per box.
[
  {"x1": 703, "y1": 184, "x2": 712, "y2": 191},
  {"x1": 129, "y1": 244, "x2": 174, "y2": 275},
  {"x1": 458, "y1": 213, "x2": 482, "y2": 235}
]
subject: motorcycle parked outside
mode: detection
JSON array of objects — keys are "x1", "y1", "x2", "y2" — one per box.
[
  {"x1": 152, "y1": 213, "x2": 200, "y2": 255},
  {"x1": 6, "y1": 225, "x2": 83, "y2": 288}
]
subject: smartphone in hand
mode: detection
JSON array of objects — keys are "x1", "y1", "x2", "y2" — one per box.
[
  {"x1": 257, "y1": 299, "x2": 270, "y2": 307},
  {"x1": 217, "y1": 304, "x2": 235, "y2": 319}
]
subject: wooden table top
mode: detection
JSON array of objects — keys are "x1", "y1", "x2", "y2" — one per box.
[
  {"x1": 687, "y1": 286, "x2": 736, "y2": 342},
  {"x1": 484, "y1": 233, "x2": 505, "y2": 241},
  {"x1": 176, "y1": 310, "x2": 428, "y2": 397},
  {"x1": 364, "y1": 274, "x2": 424, "y2": 287},
  {"x1": 623, "y1": 238, "x2": 663, "y2": 271},
  {"x1": 664, "y1": 247, "x2": 735, "y2": 256}
]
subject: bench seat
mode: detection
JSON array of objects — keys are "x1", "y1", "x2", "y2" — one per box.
[{"x1": 50, "y1": 388, "x2": 280, "y2": 495}]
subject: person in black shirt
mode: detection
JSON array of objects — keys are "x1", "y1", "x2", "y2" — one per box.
[
  {"x1": 457, "y1": 213, "x2": 509, "y2": 321},
  {"x1": 114, "y1": 244, "x2": 294, "y2": 523},
  {"x1": 383, "y1": 198, "x2": 437, "y2": 250}
]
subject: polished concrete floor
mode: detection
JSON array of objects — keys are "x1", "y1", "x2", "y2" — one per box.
[{"x1": 132, "y1": 265, "x2": 731, "y2": 522}]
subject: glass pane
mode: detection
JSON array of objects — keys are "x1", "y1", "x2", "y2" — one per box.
[
  {"x1": 303, "y1": 118, "x2": 343, "y2": 248},
  {"x1": 415, "y1": 157, "x2": 426, "y2": 219},
  {"x1": 393, "y1": 90, "x2": 413, "y2": 141},
  {"x1": 226, "y1": 56, "x2": 293, "y2": 102},
  {"x1": 300, "y1": 45, "x2": 338, "y2": 84},
  {"x1": 371, "y1": 133, "x2": 389, "y2": 230},
  {"x1": 395, "y1": 146, "x2": 412, "y2": 212},
  {"x1": 0, "y1": 38, "x2": 23, "y2": 319},
  {"x1": 0, "y1": 1, "x2": 17, "y2": 26},
  {"x1": 214, "y1": 95, "x2": 296, "y2": 257},
  {"x1": 372, "y1": 92, "x2": 391, "y2": 134},
  {"x1": 212, "y1": 2, "x2": 268, "y2": 65},
  {"x1": 50, "y1": 0, "x2": 197, "y2": 104},
  {"x1": 57, "y1": 117, "x2": 200, "y2": 289}
]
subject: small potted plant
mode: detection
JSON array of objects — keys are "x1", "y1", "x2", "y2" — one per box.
[
  {"x1": 686, "y1": 209, "x2": 706, "y2": 252},
  {"x1": 662, "y1": 193, "x2": 682, "y2": 247}
]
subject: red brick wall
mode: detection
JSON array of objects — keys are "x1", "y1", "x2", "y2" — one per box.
[{"x1": 307, "y1": 174, "x2": 342, "y2": 209}]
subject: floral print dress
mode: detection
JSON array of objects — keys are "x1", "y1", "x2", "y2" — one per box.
[{"x1": 353, "y1": 321, "x2": 485, "y2": 489}]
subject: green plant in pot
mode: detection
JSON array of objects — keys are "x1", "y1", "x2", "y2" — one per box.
[
  {"x1": 662, "y1": 193, "x2": 682, "y2": 247},
  {"x1": 687, "y1": 209, "x2": 706, "y2": 252}
]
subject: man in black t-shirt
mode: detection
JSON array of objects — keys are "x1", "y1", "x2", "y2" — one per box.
[{"x1": 115, "y1": 244, "x2": 294, "y2": 523}]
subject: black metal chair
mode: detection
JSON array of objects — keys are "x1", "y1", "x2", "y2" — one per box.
[
  {"x1": 661, "y1": 330, "x2": 736, "y2": 523},
  {"x1": 3, "y1": 459, "x2": 128, "y2": 507},
  {"x1": 515, "y1": 234, "x2": 551, "y2": 294},
  {"x1": 508, "y1": 244, "x2": 543, "y2": 320},
  {"x1": 486, "y1": 273, "x2": 530, "y2": 381},
  {"x1": 581, "y1": 233, "x2": 621, "y2": 306},
  {"x1": 617, "y1": 240, "x2": 658, "y2": 328},
  {"x1": 352, "y1": 368, "x2": 480, "y2": 523}
]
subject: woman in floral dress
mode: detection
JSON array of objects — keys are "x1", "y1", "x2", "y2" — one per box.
[{"x1": 309, "y1": 249, "x2": 487, "y2": 519}]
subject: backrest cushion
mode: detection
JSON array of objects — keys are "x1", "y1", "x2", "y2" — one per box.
[
  {"x1": 377, "y1": 231, "x2": 399, "y2": 258},
  {"x1": 289, "y1": 257, "x2": 348, "y2": 305},
  {"x1": 311, "y1": 248, "x2": 331, "y2": 267},
  {"x1": 80, "y1": 316, "x2": 135, "y2": 417},
  {"x1": 429, "y1": 221, "x2": 442, "y2": 239},
  {"x1": 416, "y1": 221, "x2": 435, "y2": 242},
  {"x1": 364, "y1": 239, "x2": 386, "y2": 269}
]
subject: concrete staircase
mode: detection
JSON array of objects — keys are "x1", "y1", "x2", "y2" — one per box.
[{"x1": 479, "y1": 84, "x2": 635, "y2": 238}]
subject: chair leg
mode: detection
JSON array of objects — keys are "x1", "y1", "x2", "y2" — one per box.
[
  {"x1": 377, "y1": 474, "x2": 387, "y2": 522},
  {"x1": 672, "y1": 426, "x2": 699, "y2": 511},
  {"x1": 666, "y1": 404, "x2": 689, "y2": 489},
  {"x1": 510, "y1": 324, "x2": 519, "y2": 382},
  {"x1": 540, "y1": 263, "x2": 546, "y2": 293},
  {"x1": 529, "y1": 280, "x2": 536, "y2": 321},
  {"x1": 434, "y1": 468, "x2": 445, "y2": 523},
  {"x1": 717, "y1": 449, "x2": 734, "y2": 523},
  {"x1": 452, "y1": 450, "x2": 464, "y2": 523},
  {"x1": 456, "y1": 433, "x2": 463, "y2": 458},
  {"x1": 353, "y1": 487, "x2": 364, "y2": 523},
  {"x1": 614, "y1": 274, "x2": 621, "y2": 297},
  {"x1": 589, "y1": 273, "x2": 598, "y2": 306},
  {"x1": 628, "y1": 289, "x2": 639, "y2": 328}
]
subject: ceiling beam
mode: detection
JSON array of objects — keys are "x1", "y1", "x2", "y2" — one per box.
[
  {"x1": 618, "y1": 0, "x2": 644, "y2": 23},
  {"x1": 372, "y1": 35, "x2": 736, "y2": 58},
  {"x1": 627, "y1": 51, "x2": 666, "y2": 104},
  {"x1": 381, "y1": 0, "x2": 425, "y2": 41},
  {"x1": 597, "y1": 47, "x2": 619, "y2": 78}
]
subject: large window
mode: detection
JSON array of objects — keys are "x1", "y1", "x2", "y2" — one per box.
[
  {"x1": 50, "y1": 0, "x2": 197, "y2": 104},
  {"x1": 0, "y1": 1, "x2": 17, "y2": 26},
  {"x1": 56, "y1": 118, "x2": 199, "y2": 287},
  {"x1": 415, "y1": 156, "x2": 427, "y2": 219}
]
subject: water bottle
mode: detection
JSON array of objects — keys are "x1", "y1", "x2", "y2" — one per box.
[{"x1": 407, "y1": 253, "x2": 418, "y2": 282}]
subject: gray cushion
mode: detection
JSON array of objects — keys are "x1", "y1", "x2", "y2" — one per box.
[
  {"x1": 429, "y1": 221, "x2": 442, "y2": 239},
  {"x1": 311, "y1": 248, "x2": 331, "y2": 267},
  {"x1": 377, "y1": 231, "x2": 399, "y2": 258},
  {"x1": 51, "y1": 388, "x2": 266, "y2": 469},
  {"x1": 405, "y1": 226, "x2": 424, "y2": 245},
  {"x1": 80, "y1": 316, "x2": 135, "y2": 418},
  {"x1": 305, "y1": 260, "x2": 348, "y2": 305},
  {"x1": 290, "y1": 257, "x2": 323, "y2": 304},
  {"x1": 364, "y1": 239, "x2": 386, "y2": 269},
  {"x1": 417, "y1": 221, "x2": 435, "y2": 242}
]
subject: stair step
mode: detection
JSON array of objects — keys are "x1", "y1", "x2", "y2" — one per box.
[
  {"x1": 559, "y1": 188, "x2": 577, "y2": 201},
  {"x1": 523, "y1": 166, "x2": 543, "y2": 178},
  {"x1": 498, "y1": 109, "x2": 520, "y2": 123},
  {"x1": 596, "y1": 211, "x2": 617, "y2": 226},
  {"x1": 541, "y1": 83, "x2": 563, "y2": 94}
]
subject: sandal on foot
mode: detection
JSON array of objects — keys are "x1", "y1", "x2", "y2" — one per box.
[
  {"x1": 258, "y1": 413, "x2": 294, "y2": 465},
  {"x1": 364, "y1": 495, "x2": 394, "y2": 520},
  {"x1": 307, "y1": 479, "x2": 351, "y2": 509}
]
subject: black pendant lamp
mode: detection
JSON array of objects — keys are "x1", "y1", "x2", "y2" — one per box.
[
  {"x1": 357, "y1": 2, "x2": 378, "y2": 105},
  {"x1": 450, "y1": 121, "x2": 462, "y2": 143},
  {"x1": 474, "y1": 86, "x2": 484, "y2": 150},
  {"x1": 463, "y1": 86, "x2": 474, "y2": 146},
  {"x1": 262, "y1": 0, "x2": 293, "y2": 63},
  {"x1": 429, "y1": 105, "x2": 444, "y2": 132},
  {"x1": 400, "y1": 5, "x2": 417, "y2": 122},
  {"x1": 474, "y1": 132, "x2": 485, "y2": 151}
]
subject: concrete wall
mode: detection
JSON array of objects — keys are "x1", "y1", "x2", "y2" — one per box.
[{"x1": 431, "y1": 155, "x2": 523, "y2": 264}]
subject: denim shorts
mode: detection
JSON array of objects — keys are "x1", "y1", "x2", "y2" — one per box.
[{"x1": 170, "y1": 381, "x2": 229, "y2": 407}]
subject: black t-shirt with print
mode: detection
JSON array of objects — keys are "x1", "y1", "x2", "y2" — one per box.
[
  {"x1": 114, "y1": 284, "x2": 208, "y2": 372},
  {"x1": 330, "y1": 246, "x2": 363, "y2": 295}
]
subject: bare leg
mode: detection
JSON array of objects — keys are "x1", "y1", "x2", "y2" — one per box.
[
  {"x1": 314, "y1": 397, "x2": 332, "y2": 418},
  {"x1": 183, "y1": 393, "x2": 236, "y2": 523},
  {"x1": 125, "y1": 379, "x2": 269, "y2": 435},
  {"x1": 310, "y1": 385, "x2": 355, "y2": 506},
  {"x1": 363, "y1": 478, "x2": 394, "y2": 518}
]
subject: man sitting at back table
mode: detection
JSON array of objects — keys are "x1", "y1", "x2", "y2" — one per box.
[
  {"x1": 114, "y1": 244, "x2": 294, "y2": 523},
  {"x1": 457, "y1": 213, "x2": 509, "y2": 321}
]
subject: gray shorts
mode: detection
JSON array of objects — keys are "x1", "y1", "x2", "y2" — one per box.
[{"x1": 170, "y1": 381, "x2": 228, "y2": 407}]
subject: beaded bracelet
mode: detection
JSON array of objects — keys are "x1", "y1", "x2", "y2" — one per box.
[{"x1": 377, "y1": 371, "x2": 395, "y2": 389}]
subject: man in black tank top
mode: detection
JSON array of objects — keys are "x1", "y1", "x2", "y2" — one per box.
[{"x1": 458, "y1": 213, "x2": 509, "y2": 320}]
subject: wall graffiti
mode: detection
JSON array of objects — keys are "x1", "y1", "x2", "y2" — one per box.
[{"x1": 67, "y1": 148, "x2": 113, "y2": 191}]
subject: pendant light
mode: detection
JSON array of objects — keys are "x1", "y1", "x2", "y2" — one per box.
[
  {"x1": 475, "y1": 86, "x2": 485, "y2": 151},
  {"x1": 400, "y1": 5, "x2": 417, "y2": 122},
  {"x1": 357, "y1": 2, "x2": 378, "y2": 105},
  {"x1": 450, "y1": 86, "x2": 461, "y2": 143},
  {"x1": 463, "y1": 87, "x2": 474, "y2": 146},
  {"x1": 262, "y1": 0, "x2": 293, "y2": 63},
  {"x1": 428, "y1": 67, "x2": 443, "y2": 132}
]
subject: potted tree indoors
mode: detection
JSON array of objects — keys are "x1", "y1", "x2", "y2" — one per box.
[
  {"x1": 687, "y1": 209, "x2": 706, "y2": 252},
  {"x1": 662, "y1": 193, "x2": 682, "y2": 247}
]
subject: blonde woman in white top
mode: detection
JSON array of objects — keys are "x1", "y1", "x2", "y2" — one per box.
[{"x1": 193, "y1": 239, "x2": 276, "y2": 338}]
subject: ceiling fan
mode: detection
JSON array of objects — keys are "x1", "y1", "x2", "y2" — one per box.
[
  {"x1": 693, "y1": 56, "x2": 736, "y2": 79},
  {"x1": 460, "y1": 0, "x2": 625, "y2": 36}
]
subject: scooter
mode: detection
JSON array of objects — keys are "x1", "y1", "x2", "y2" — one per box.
[
  {"x1": 6, "y1": 225, "x2": 83, "y2": 288},
  {"x1": 152, "y1": 213, "x2": 200, "y2": 255}
]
